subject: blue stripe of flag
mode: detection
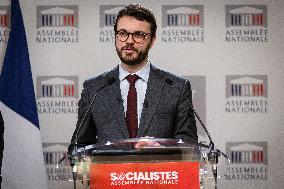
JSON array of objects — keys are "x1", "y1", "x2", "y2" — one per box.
[{"x1": 0, "y1": 0, "x2": 39, "y2": 128}]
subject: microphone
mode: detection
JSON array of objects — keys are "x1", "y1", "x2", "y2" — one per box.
[{"x1": 164, "y1": 78, "x2": 221, "y2": 187}]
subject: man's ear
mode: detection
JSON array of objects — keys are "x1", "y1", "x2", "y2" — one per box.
[{"x1": 150, "y1": 34, "x2": 156, "y2": 48}]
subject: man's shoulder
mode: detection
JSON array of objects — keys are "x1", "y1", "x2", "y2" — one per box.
[
  {"x1": 84, "y1": 66, "x2": 118, "y2": 86},
  {"x1": 151, "y1": 65, "x2": 188, "y2": 84}
]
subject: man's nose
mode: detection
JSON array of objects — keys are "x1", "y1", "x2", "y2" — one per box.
[{"x1": 125, "y1": 33, "x2": 135, "y2": 43}]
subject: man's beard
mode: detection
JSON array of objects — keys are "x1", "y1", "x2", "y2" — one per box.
[{"x1": 116, "y1": 43, "x2": 151, "y2": 66}]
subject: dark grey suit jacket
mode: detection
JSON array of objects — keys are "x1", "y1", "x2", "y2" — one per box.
[{"x1": 69, "y1": 64, "x2": 197, "y2": 152}]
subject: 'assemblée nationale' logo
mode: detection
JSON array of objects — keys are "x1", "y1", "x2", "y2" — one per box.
[
  {"x1": 36, "y1": 76, "x2": 79, "y2": 114},
  {"x1": 225, "y1": 142, "x2": 268, "y2": 181},
  {"x1": 225, "y1": 5, "x2": 268, "y2": 43},
  {"x1": 0, "y1": 6, "x2": 10, "y2": 44},
  {"x1": 99, "y1": 5, "x2": 124, "y2": 43},
  {"x1": 43, "y1": 143, "x2": 72, "y2": 181},
  {"x1": 36, "y1": 5, "x2": 79, "y2": 44},
  {"x1": 161, "y1": 5, "x2": 204, "y2": 43},
  {"x1": 225, "y1": 75, "x2": 268, "y2": 113}
]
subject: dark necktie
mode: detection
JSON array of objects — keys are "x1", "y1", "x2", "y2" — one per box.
[{"x1": 126, "y1": 74, "x2": 140, "y2": 138}]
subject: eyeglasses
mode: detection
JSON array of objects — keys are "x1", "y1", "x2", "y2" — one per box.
[{"x1": 115, "y1": 30, "x2": 151, "y2": 43}]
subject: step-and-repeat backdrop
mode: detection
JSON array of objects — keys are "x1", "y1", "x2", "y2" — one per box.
[{"x1": 0, "y1": 0, "x2": 283, "y2": 188}]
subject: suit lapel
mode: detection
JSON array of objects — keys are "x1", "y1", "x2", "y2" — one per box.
[
  {"x1": 137, "y1": 65, "x2": 165, "y2": 137},
  {"x1": 105, "y1": 67, "x2": 129, "y2": 138}
]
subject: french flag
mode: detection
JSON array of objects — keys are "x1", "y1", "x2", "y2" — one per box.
[{"x1": 0, "y1": 0, "x2": 48, "y2": 188}]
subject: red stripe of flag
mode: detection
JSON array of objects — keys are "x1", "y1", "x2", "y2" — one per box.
[
  {"x1": 71, "y1": 15, "x2": 74, "y2": 27},
  {"x1": 260, "y1": 151, "x2": 264, "y2": 163},
  {"x1": 196, "y1": 14, "x2": 200, "y2": 26},
  {"x1": 64, "y1": 85, "x2": 67, "y2": 97},
  {"x1": 256, "y1": 14, "x2": 260, "y2": 25},
  {"x1": 253, "y1": 151, "x2": 257, "y2": 163},
  {"x1": 64, "y1": 15, "x2": 67, "y2": 26},
  {"x1": 5, "y1": 15, "x2": 7, "y2": 27},
  {"x1": 72, "y1": 85, "x2": 74, "y2": 96}
]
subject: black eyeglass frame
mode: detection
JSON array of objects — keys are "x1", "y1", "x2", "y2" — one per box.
[{"x1": 115, "y1": 30, "x2": 152, "y2": 43}]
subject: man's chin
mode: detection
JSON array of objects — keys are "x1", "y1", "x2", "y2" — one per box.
[
  {"x1": 122, "y1": 59, "x2": 141, "y2": 66},
  {"x1": 121, "y1": 56, "x2": 141, "y2": 66},
  {"x1": 118, "y1": 50, "x2": 149, "y2": 66}
]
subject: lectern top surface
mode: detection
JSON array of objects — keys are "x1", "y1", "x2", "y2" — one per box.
[{"x1": 71, "y1": 138, "x2": 207, "y2": 157}]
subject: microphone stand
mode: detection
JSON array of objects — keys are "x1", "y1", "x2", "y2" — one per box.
[
  {"x1": 191, "y1": 99, "x2": 219, "y2": 188},
  {"x1": 187, "y1": 96, "x2": 219, "y2": 187},
  {"x1": 56, "y1": 153, "x2": 78, "y2": 189},
  {"x1": 71, "y1": 157, "x2": 77, "y2": 189}
]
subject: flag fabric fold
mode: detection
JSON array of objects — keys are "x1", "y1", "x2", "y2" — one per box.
[{"x1": 0, "y1": 0, "x2": 48, "y2": 188}]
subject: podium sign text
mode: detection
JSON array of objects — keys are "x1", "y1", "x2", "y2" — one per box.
[{"x1": 90, "y1": 161, "x2": 200, "y2": 189}]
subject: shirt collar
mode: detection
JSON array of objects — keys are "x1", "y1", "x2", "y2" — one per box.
[{"x1": 119, "y1": 61, "x2": 151, "y2": 82}]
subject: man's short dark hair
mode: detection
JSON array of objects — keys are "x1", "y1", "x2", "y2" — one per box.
[{"x1": 114, "y1": 4, "x2": 157, "y2": 37}]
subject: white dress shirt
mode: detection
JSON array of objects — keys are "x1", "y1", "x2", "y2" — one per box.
[{"x1": 119, "y1": 61, "x2": 150, "y2": 127}]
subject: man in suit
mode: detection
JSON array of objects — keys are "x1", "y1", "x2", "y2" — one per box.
[{"x1": 69, "y1": 4, "x2": 197, "y2": 153}]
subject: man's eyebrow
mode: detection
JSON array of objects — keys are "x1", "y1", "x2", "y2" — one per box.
[{"x1": 117, "y1": 29, "x2": 148, "y2": 33}]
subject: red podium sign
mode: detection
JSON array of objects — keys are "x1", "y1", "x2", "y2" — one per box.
[{"x1": 90, "y1": 161, "x2": 200, "y2": 189}]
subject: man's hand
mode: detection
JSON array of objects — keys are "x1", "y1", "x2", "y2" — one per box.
[{"x1": 135, "y1": 140, "x2": 161, "y2": 149}]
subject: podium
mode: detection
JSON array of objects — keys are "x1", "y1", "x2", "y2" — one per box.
[{"x1": 58, "y1": 138, "x2": 218, "y2": 189}]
